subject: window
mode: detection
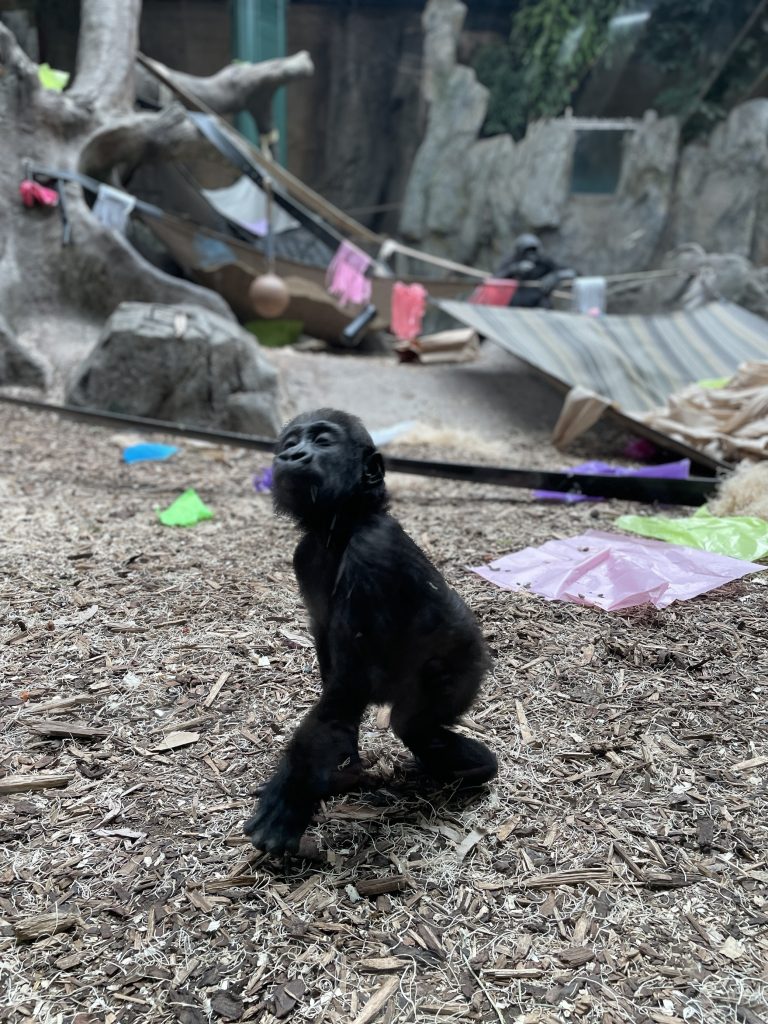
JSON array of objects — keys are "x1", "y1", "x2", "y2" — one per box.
[{"x1": 569, "y1": 128, "x2": 629, "y2": 194}]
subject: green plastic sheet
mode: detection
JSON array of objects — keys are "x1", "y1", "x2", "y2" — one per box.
[
  {"x1": 157, "y1": 489, "x2": 214, "y2": 527},
  {"x1": 37, "y1": 63, "x2": 70, "y2": 92},
  {"x1": 616, "y1": 507, "x2": 768, "y2": 562}
]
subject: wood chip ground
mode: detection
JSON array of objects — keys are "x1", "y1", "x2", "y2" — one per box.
[{"x1": 1, "y1": 403, "x2": 767, "y2": 1024}]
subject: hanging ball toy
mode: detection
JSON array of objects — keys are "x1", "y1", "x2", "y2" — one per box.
[{"x1": 249, "y1": 272, "x2": 290, "y2": 319}]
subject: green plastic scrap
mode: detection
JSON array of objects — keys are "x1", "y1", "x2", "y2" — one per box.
[
  {"x1": 616, "y1": 506, "x2": 768, "y2": 562},
  {"x1": 696, "y1": 376, "x2": 730, "y2": 389},
  {"x1": 37, "y1": 63, "x2": 70, "y2": 92},
  {"x1": 157, "y1": 489, "x2": 214, "y2": 528}
]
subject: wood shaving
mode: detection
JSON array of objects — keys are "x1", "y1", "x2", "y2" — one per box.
[{"x1": 0, "y1": 402, "x2": 766, "y2": 1023}]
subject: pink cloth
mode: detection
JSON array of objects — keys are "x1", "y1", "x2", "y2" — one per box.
[
  {"x1": 391, "y1": 282, "x2": 427, "y2": 341},
  {"x1": 470, "y1": 530, "x2": 765, "y2": 612},
  {"x1": 469, "y1": 278, "x2": 518, "y2": 306},
  {"x1": 326, "y1": 241, "x2": 373, "y2": 306},
  {"x1": 19, "y1": 180, "x2": 59, "y2": 208}
]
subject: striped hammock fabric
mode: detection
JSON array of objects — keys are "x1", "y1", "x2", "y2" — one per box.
[{"x1": 438, "y1": 300, "x2": 768, "y2": 414}]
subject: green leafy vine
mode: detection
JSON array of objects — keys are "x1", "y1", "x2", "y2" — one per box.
[
  {"x1": 472, "y1": 0, "x2": 767, "y2": 141},
  {"x1": 473, "y1": 0, "x2": 622, "y2": 139}
]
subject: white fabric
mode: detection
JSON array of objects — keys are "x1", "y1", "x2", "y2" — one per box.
[
  {"x1": 92, "y1": 184, "x2": 136, "y2": 233},
  {"x1": 572, "y1": 276, "x2": 607, "y2": 315},
  {"x1": 202, "y1": 176, "x2": 299, "y2": 235}
]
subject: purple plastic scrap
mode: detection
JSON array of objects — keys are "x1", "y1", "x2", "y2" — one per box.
[
  {"x1": 253, "y1": 466, "x2": 273, "y2": 493},
  {"x1": 533, "y1": 459, "x2": 690, "y2": 503}
]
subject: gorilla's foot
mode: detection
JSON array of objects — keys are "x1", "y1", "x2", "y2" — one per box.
[{"x1": 414, "y1": 730, "x2": 498, "y2": 788}]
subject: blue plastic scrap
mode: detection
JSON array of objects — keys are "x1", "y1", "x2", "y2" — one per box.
[{"x1": 122, "y1": 443, "x2": 179, "y2": 464}]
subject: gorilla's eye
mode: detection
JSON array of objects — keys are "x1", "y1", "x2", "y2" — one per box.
[{"x1": 314, "y1": 433, "x2": 334, "y2": 447}]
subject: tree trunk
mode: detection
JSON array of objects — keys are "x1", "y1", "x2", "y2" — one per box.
[{"x1": 0, "y1": 1, "x2": 313, "y2": 389}]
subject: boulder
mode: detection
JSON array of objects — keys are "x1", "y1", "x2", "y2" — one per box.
[
  {"x1": 670, "y1": 99, "x2": 768, "y2": 258},
  {"x1": 0, "y1": 314, "x2": 47, "y2": 389},
  {"x1": 400, "y1": 64, "x2": 488, "y2": 246},
  {"x1": 399, "y1": 0, "x2": 488, "y2": 250},
  {"x1": 421, "y1": 0, "x2": 467, "y2": 103},
  {"x1": 67, "y1": 303, "x2": 281, "y2": 436},
  {"x1": 613, "y1": 245, "x2": 768, "y2": 319},
  {"x1": 460, "y1": 134, "x2": 517, "y2": 269},
  {"x1": 513, "y1": 119, "x2": 575, "y2": 230},
  {"x1": 613, "y1": 111, "x2": 679, "y2": 269},
  {"x1": 399, "y1": 11, "x2": 768, "y2": 279}
]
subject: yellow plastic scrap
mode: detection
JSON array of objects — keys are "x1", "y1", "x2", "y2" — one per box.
[
  {"x1": 616, "y1": 507, "x2": 768, "y2": 562},
  {"x1": 37, "y1": 63, "x2": 70, "y2": 92}
]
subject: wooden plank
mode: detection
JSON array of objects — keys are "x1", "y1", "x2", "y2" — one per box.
[
  {"x1": 354, "y1": 875, "x2": 411, "y2": 898},
  {"x1": 26, "y1": 720, "x2": 111, "y2": 740},
  {"x1": 13, "y1": 913, "x2": 79, "y2": 942},
  {"x1": 0, "y1": 773, "x2": 74, "y2": 795},
  {"x1": 350, "y1": 977, "x2": 401, "y2": 1024}
]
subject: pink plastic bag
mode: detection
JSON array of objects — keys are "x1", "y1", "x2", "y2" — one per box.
[
  {"x1": 326, "y1": 241, "x2": 373, "y2": 306},
  {"x1": 19, "y1": 179, "x2": 59, "y2": 208},
  {"x1": 391, "y1": 282, "x2": 428, "y2": 341},
  {"x1": 470, "y1": 530, "x2": 765, "y2": 611}
]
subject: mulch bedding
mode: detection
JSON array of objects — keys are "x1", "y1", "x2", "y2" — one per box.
[{"x1": 1, "y1": 403, "x2": 766, "y2": 1024}]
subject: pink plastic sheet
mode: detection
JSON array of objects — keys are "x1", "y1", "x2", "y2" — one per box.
[
  {"x1": 391, "y1": 282, "x2": 428, "y2": 341},
  {"x1": 470, "y1": 530, "x2": 765, "y2": 611},
  {"x1": 326, "y1": 241, "x2": 373, "y2": 306},
  {"x1": 469, "y1": 278, "x2": 518, "y2": 306}
]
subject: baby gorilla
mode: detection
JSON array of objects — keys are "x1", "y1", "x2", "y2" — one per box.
[{"x1": 244, "y1": 409, "x2": 497, "y2": 854}]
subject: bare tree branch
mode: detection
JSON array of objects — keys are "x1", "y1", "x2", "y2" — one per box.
[
  {"x1": 69, "y1": 0, "x2": 141, "y2": 115},
  {"x1": 0, "y1": 19, "x2": 90, "y2": 130},
  {"x1": 78, "y1": 104, "x2": 228, "y2": 181},
  {"x1": 0, "y1": 3, "x2": 316, "y2": 380},
  {"x1": 0, "y1": 19, "x2": 40, "y2": 98},
  {"x1": 138, "y1": 51, "x2": 314, "y2": 133},
  {"x1": 58, "y1": 196, "x2": 234, "y2": 318}
]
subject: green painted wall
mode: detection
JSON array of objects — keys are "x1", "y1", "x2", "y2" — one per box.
[{"x1": 232, "y1": 0, "x2": 287, "y2": 162}]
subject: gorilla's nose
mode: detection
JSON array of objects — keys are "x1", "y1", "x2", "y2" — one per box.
[{"x1": 276, "y1": 443, "x2": 311, "y2": 465}]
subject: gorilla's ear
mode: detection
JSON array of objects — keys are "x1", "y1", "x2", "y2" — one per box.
[{"x1": 363, "y1": 449, "x2": 385, "y2": 488}]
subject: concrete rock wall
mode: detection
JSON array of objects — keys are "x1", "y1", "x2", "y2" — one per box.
[
  {"x1": 399, "y1": 3, "x2": 768, "y2": 274},
  {"x1": 669, "y1": 99, "x2": 768, "y2": 259}
]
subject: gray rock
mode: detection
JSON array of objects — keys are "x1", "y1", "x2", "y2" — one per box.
[
  {"x1": 225, "y1": 392, "x2": 283, "y2": 435},
  {"x1": 461, "y1": 134, "x2": 518, "y2": 269},
  {"x1": 399, "y1": 0, "x2": 488, "y2": 250},
  {"x1": 400, "y1": 65, "x2": 488, "y2": 245},
  {"x1": 513, "y1": 119, "x2": 575, "y2": 230},
  {"x1": 67, "y1": 303, "x2": 281, "y2": 436},
  {"x1": 549, "y1": 198, "x2": 617, "y2": 276},
  {"x1": 0, "y1": 315, "x2": 47, "y2": 389},
  {"x1": 670, "y1": 99, "x2": 768, "y2": 258},
  {"x1": 612, "y1": 245, "x2": 768, "y2": 320},
  {"x1": 613, "y1": 111, "x2": 679, "y2": 269},
  {"x1": 421, "y1": 0, "x2": 467, "y2": 104},
  {"x1": 751, "y1": 180, "x2": 768, "y2": 267}
]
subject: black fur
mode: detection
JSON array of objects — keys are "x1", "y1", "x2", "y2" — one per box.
[{"x1": 243, "y1": 409, "x2": 497, "y2": 854}]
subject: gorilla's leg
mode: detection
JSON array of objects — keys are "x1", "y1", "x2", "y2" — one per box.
[
  {"x1": 244, "y1": 697, "x2": 364, "y2": 854},
  {"x1": 390, "y1": 662, "x2": 497, "y2": 787}
]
